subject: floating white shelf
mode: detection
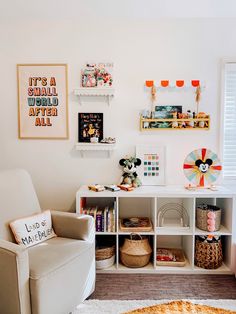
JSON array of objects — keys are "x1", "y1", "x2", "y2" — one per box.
[
  {"x1": 75, "y1": 142, "x2": 116, "y2": 157},
  {"x1": 74, "y1": 88, "x2": 115, "y2": 105}
]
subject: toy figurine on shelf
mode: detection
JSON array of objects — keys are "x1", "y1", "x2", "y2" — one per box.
[
  {"x1": 100, "y1": 137, "x2": 116, "y2": 144},
  {"x1": 196, "y1": 112, "x2": 208, "y2": 119},
  {"x1": 179, "y1": 121, "x2": 186, "y2": 128},
  {"x1": 187, "y1": 110, "x2": 194, "y2": 128},
  {"x1": 119, "y1": 157, "x2": 142, "y2": 188},
  {"x1": 171, "y1": 112, "x2": 178, "y2": 128},
  {"x1": 178, "y1": 113, "x2": 188, "y2": 119},
  {"x1": 196, "y1": 112, "x2": 208, "y2": 128}
]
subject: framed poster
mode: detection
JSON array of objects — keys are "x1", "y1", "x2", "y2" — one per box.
[
  {"x1": 17, "y1": 64, "x2": 68, "y2": 139},
  {"x1": 78, "y1": 113, "x2": 103, "y2": 142},
  {"x1": 136, "y1": 144, "x2": 166, "y2": 185}
]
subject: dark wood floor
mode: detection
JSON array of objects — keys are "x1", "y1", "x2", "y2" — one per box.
[{"x1": 90, "y1": 274, "x2": 236, "y2": 300}]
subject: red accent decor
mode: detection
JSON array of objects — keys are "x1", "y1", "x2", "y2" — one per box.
[
  {"x1": 211, "y1": 165, "x2": 222, "y2": 170},
  {"x1": 202, "y1": 148, "x2": 206, "y2": 161},
  {"x1": 161, "y1": 80, "x2": 169, "y2": 87},
  {"x1": 176, "y1": 80, "x2": 184, "y2": 87},
  {"x1": 183, "y1": 164, "x2": 195, "y2": 169},
  {"x1": 145, "y1": 81, "x2": 154, "y2": 87},
  {"x1": 199, "y1": 175, "x2": 204, "y2": 187},
  {"x1": 191, "y1": 80, "x2": 200, "y2": 87}
]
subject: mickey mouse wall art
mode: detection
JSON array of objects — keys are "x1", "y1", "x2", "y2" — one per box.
[{"x1": 183, "y1": 148, "x2": 222, "y2": 190}]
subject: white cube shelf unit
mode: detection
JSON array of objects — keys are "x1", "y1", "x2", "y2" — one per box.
[{"x1": 76, "y1": 185, "x2": 235, "y2": 274}]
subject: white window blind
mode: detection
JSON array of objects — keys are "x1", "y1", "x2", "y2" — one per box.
[{"x1": 223, "y1": 62, "x2": 236, "y2": 179}]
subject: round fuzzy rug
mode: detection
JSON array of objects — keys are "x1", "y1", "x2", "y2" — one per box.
[
  {"x1": 75, "y1": 300, "x2": 236, "y2": 314},
  {"x1": 123, "y1": 300, "x2": 236, "y2": 314}
]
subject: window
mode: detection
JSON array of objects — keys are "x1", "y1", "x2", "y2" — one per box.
[{"x1": 222, "y1": 61, "x2": 236, "y2": 179}]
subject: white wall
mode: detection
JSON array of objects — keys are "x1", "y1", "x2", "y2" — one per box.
[{"x1": 1, "y1": 2, "x2": 236, "y2": 210}]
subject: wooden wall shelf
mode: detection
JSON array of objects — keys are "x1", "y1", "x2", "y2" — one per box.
[{"x1": 140, "y1": 117, "x2": 210, "y2": 131}]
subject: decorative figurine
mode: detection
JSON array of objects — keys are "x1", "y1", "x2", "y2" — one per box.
[
  {"x1": 119, "y1": 157, "x2": 142, "y2": 188},
  {"x1": 187, "y1": 110, "x2": 194, "y2": 127},
  {"x1": 172, "y1": 112, "x2": 178, "y2": 128}
]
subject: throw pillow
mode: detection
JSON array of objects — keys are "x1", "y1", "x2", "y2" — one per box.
[{"x1": 10, "y1": 210, "x2": 56, "y2": 248}]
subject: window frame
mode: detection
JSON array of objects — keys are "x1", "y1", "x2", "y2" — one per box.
[{"x1": 220, "y1": 58, "x2": 236, "y2": 183}]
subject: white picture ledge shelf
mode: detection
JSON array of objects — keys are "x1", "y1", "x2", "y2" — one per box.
[
  {"x1": 74, "y1": 88, "x2": 115, "y2": 105},
  {"x1": 75, "y1": 143, "x2": 116, "y2": 157}
]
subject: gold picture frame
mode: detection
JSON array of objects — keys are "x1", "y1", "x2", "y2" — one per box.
[{"x1": 17, "y1": 63, "x2": 69, "y2": 139}]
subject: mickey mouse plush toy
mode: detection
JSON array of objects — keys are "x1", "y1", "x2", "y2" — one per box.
[{"x1": 119, "y1": 157, "x2": 142, "y2": 188}]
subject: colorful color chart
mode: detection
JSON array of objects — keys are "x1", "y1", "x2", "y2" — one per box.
[{"x1": 143, "y1": 154, "x2": 159, "y2": 177}]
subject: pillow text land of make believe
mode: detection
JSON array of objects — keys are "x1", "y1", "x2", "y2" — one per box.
[{"x1": 10, "y1": 210, "x2": 56, "y2": 248}]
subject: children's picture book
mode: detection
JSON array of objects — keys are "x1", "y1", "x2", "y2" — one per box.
[
  {"x1": 78, "y1": 113, "x2": 103, "y2": 142},
  {"x1": 154, "y1": 106, "x2": 182, "y2": 118},
  {"x1": 81, "y1": 62, "x2": 114, "y2": 88},
  {"x1": 82, "y1": 206, "x2": 115, "y2": 232}
]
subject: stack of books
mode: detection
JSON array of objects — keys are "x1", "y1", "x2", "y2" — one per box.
[{"x1": 82, "y1": 207, "x2": 116, "y2": 232}]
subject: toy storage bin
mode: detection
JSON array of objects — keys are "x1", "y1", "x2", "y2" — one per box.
[
  {"x1": 195, "y1": 236, "x2": 223, "y2": 269},
  {"x1": 196, "y1": 204, "x2": 221, "y2": 232},
  {"x1": 96, "y1": 235, "x2": 116, "y2": 270},
  {"x1": 120, "y1": 234, "x2": 152, "y2": 268}
]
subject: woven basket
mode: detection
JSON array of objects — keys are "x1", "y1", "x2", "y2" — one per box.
[
  {"x1": 195, "y1": 239, "x2": 223, "y2": 269},
  {"x1": 196, "y1": 205, "x2": 221, "y2": 232},
  {"x1": 96, "y1": 245, "x2": 115, "y2": 261},
  {"x1": 120, "y1": 234, "x2": 152, "y2": 268}
]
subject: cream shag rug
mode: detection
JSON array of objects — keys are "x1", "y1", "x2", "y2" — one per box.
[{"x1": 75, "y1": 299, "x2": 236, "y2": 314}]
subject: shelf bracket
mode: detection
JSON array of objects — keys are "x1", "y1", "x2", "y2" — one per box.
[{"x1": 106, "y1": 95, "x2": 111, "y2": 106}]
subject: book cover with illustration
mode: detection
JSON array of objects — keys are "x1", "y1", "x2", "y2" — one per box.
[{"x1": 78, "y1": 112, "x2": 103, "y2": 142}]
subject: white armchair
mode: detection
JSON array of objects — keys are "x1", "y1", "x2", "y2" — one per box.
[{"x1": 0, "y1": 169, "x2": 95, "y2": 314}]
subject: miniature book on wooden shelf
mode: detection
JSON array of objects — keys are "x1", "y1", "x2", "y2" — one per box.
[{"x1": 120, "y1": 217, "x2": 152, "y2": 232}]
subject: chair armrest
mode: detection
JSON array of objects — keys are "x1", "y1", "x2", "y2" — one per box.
[
  {"x1": 0, "y1": 240, "x2": 31, "y2": 314},
  {"x1": 51, "y1": 211, "x2": 95, "y2": 242}
]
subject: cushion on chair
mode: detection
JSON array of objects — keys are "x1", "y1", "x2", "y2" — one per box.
[
  {"x1": 28, "y1": 237, "x2": 95, "y2": 314},
  {"x1": 10, "y1": 210, "x2": 56, "y2": 248},
  {"x1": 28, "y1": 237, "x2": 92, "y2": 279}
]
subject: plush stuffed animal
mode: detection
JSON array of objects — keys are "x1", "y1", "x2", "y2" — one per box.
[{"x1": 119, "y1": 157, "x2": 142, "y2": 188}]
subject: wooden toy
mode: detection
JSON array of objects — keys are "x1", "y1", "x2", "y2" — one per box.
[
  {"x1": 117, "y1": 184, "x2": 134, "y2": 191},
  {"x1": 88, "y1": 184, "x2": 105, "y2": 192}
]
